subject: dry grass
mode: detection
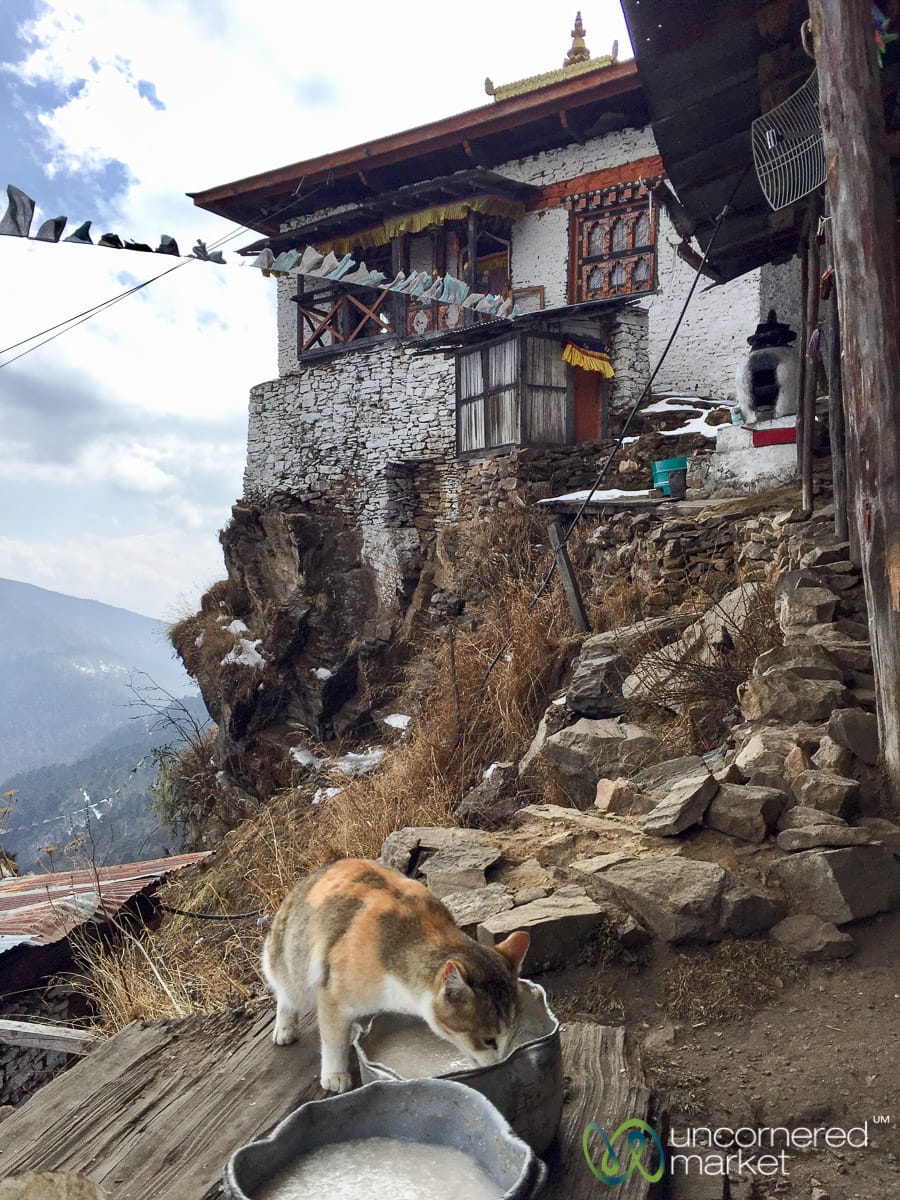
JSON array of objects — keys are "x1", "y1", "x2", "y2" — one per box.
[
  {"x1": 665, "y1": 939, "x2": 806, "y2": 1024},
  {"x1": 70, "y1": 917, "x2": 256, "y2": 1029},
  {"x1": 78, "y1": 513, "x2": 574, "y2": 1029},
  {"x1": 623, "y1": 581, "x2": 781, "y2": 752}
]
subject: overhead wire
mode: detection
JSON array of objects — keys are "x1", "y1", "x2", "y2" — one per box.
[
  {"x1": 466, "y1": 165, "x2": 753, "y2": 707},
  {"x1": 0, "y1": 180, "x2": 327, "y2": 368}
]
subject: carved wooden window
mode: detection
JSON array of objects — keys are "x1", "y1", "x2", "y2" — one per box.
[{"x1": 568, "y1": 179, "x2": 659, "y2": 304}]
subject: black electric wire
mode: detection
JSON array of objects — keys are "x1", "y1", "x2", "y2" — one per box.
[{"x1": 467, "y1": 167, "x2": 753, "y2": 706}]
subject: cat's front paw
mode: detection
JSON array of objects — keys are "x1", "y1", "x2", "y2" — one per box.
[
  {"x1": 320, "y1": 1071, "x2": 353, "y2": 1093},
  {"x1": 272, "y1": 1020, "x2": 299, "y2": 1046}
]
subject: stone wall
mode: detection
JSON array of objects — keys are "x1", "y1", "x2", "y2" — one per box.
[
  {"x1": 245, "y1": 342, "x2": 458, "y2": 611},
  {"x1": 0, "y1": 986, "x2": 77, "y2": 1107}
]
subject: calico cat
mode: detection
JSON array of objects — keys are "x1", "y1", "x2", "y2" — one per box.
[{"x1": 262, "y1": 857, "x2": 530, "y2": 1093}]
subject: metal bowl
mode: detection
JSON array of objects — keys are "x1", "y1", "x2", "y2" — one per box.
[
  {"x1": 223, "y1": 1077, "x2": 547, "y2": 1200},
  {"x1": 353, "y1": 979, "x2": 563, "y2": 1156}
]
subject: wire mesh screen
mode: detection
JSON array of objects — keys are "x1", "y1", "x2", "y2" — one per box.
[{"x1": 752, "y1": 70, "x2": 826, "y2": 211}]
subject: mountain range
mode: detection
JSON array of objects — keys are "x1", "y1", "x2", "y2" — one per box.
[{"x1": 0, "y1": 578, "x2": 204, "y2": 870}]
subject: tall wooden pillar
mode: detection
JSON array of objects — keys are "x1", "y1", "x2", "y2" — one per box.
[{"x1": 809, "y1": 0, "x2": 900, "y2": 803}]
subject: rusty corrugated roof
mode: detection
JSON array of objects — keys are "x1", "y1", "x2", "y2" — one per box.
[{"x1": 0, "y1": 853, "x2": 209, "y2": 955}]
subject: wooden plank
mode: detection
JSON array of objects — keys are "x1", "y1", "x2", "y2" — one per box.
[
  {"x1": 810, "y1": 0, "x2": 900, "y2": 800},
  {"x1": 0, "y1": 1010, "x2": 658, "y2": 1199},
  {"x1": 548, "y1": 522, "x2": 591, "y2": 634},
  {"x1": 0, "y1": 1019, "x2": 99, "y2": 1056},
  {"x1": 0, "y1": 1007, "x2": 320, "y2": 1199},
  {"x1": 549, "y1": 1022, "x2": 657, "y2": 1199}
]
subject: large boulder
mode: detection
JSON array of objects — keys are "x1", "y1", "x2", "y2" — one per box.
[
  {"x1": 442, "y1": 884, "x2": 514, "y2": 935},
  {"x1": 705, "y1": 783, "x2": 787, "y2": 843},
  {"x1": 826, "y1": 708, "x2": 880, "y2": 766},
  {"x1": 776, "y1": 826, "x2": 875, "y2": 852},
  {"x1": 778, "y1": 586, "x2": 838, "y2": 632},
  {"x1": 812, "y1": 735, "x2": 855, "y2": 776},
  {"x1": 770, "y1": 914, "x2": 854, "y2": 959},
  {"x1": 541, "y1": 719, "x2": 660, "y2": 809},
  {"x1": 857, "y1": 817, "x2": 900, "y2": 854},
  {"x1": 453, "y1": 763, "x2": 525, "y2": 830},
  {"x1": 790, "y1": 769, "x2": 859, "y2": 817},
  {"x1": 642, "y1": 773, "x2": 719, "y2": 837},
  {"x1": 380, "y1": 826, "x2": 497, "y2": 874},
  {"x1": 594, "y1": 777, "x2": 653, "y2": 816},
  {"x1": 592, "y1": 856, "x2": 783, "y2": 943},
  {"x1": 777, "y1": 806, "x2": 847, "y2": 832},
  {"x1": 752, "y1": 644, "x2": 846, "y2": 682},
  {"x1": 770, "y1": 845, "x2": 900, "y2": 923},
  {"x1": 739, "y1": 673, "x2": 850, "y2": 724},
  {"x1": 418, "y1": 844, "x2": 502, "y2": 898},
  {"x1": 566, "y1": 614, "x2": 696, "y2": 717},
  {"x1": 477, "y1": 887, "x2": 607, "y2": 972},
  {"x1": 631, "y1": 755, "x2": 711, "y2": 797}
]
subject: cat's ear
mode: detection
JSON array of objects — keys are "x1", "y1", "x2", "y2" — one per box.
[
  {"x1": 494, "y1": 930, "x2": 530, "y2": 974},
  {"x1": 439, "y1": 959, "x2": 473, "y2": 1004}
]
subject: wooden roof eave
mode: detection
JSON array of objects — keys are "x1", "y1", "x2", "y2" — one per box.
[{"x1": 188, "y1": 61, "x2": 641, "y2": 219}]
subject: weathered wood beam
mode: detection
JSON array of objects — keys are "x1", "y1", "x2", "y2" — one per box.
[
  {"x1": 799, "y1": 206, "x2": 822, "y2": 515},
  {"x1": 548, "y1": 521, "x2": 590, "y2": 633},
  {"x1": 810, "y1": 0, "x2": 900, "y2": 803},
  {"x1": 0, "y1": 1019, "x2": 100, "y2": 1056},
  {"x1": 824, "y1": 196, "x2": 850, "y2": 546}
]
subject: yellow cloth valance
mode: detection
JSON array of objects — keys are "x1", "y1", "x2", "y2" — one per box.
[
  {"x1": 561, "y1": 340, "x2": 615, "y2": 378},
  {"x1": 313, "y1": 195, "x2": 525, "y2": 256}
]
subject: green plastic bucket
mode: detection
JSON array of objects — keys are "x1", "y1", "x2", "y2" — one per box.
[{"x1": 651, "y1": 456, "x2": 688, "y2": 496}]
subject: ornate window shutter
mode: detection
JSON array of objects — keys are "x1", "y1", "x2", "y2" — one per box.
[{"x1": 566, "y1": 178, "x2": 661, "y2": 304}]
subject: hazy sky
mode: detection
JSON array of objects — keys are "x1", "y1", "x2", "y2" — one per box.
[{"x1": 0, "y1": 1, "x2": 631, "y2": 619}]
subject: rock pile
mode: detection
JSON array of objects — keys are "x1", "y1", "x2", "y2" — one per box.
[{"x1": 399, "y1": 507, "x2": 898, "y2": 969}]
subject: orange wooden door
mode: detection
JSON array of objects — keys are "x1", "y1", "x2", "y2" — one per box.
[{"x1": 573, "y1": 367, "x2": 605, "y2": 442}]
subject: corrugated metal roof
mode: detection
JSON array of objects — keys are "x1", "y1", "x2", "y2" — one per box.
[{"x1": 0, "y1": 853, "x2": 209, "y2": 954}]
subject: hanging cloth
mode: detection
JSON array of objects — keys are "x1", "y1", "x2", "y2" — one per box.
[{"x1": 561, "y1": 337, "x2": 615, "y2": 377}]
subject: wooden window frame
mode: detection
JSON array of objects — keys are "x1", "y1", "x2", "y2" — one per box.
[
  {"x1": 567, "y1": 178, "x2": 661, "y2": 305},
  {"x1": 455, "y1": 331, "x2": 576, "y2": 458}
]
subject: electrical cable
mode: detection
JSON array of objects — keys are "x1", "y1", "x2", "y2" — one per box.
[
  {"x1": 466, "y1": 166, "x2": 753, "y2": 707},
  {"x1": 158, "y1": 902, "x2": 264, "y2": 920},
  {"x1": 0, "y1": 181, "x2": 327, "y2": 367}
]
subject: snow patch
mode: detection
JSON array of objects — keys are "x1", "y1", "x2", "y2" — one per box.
[
  {"x1": 225, "y1": 619, "x2": 249, "y2": 634},
  {"x1": 290, "y1": 747, "x2": 329, "y2": 770},
  {"x1": 539, "y1": 487, "x2": 652, "y2": 505},
  {"x1": 659, "y1": 414, "x2": 717, "y2": 438},
  {"x1": 310, "y1": 666, "x2": 333, "y2": 681},
  {"x1": 221, "y1": 638, "x2": 265, "y2": 668},
  {"x1": 312, "y1": 786, "x2": 342, "y2": 806},
  {"x1": 383, "y1": 713, "x2": 411, "y2": 731},
  {"x1": 335, "y1": 747, "x2": 385, "y2": 776}
]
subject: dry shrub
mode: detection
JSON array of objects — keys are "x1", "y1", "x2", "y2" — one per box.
[
  {"x1": 271, "y1": 562, "x2": 573, "y2": 897},
  {"x1": 78, "y1": 515, "x2": 575, "y2": 1027},
  {"x1": 70, "y1": 916, "x2": 256, "y2": 1030},
  {"x1": 624, "y1": 581, "x2": 781, "y2": 751},
  {"x1": 665, "y1": 939, "x2": 806, "y2": 1024}
]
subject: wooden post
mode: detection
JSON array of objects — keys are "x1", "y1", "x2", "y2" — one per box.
[
  {"x1": 0, "y1": 1019, "x2": 99, "y2": 1056},
  {"x1": 823, "y1": 192, "x2": 851, "y2": 546},
  {"x1": 548, "y1": 521, "x2": 590, "y2": 633},
  {"x1": 809, "y1": 0, "x2": 900, "y2": 804},
  {"x1": 799, "y1": 210, "x2": 821, "y2": 514},
  {"x1": 466, "y1": 210, "x2": 478, "y2": 328}
]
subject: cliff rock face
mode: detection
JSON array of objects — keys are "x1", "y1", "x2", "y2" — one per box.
[{"x1": 172, "y1": 495, "x2": 403, "y2": 797}]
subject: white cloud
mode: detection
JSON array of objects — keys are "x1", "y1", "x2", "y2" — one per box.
[
  {"x1": 0, "y1": 528, "x2": 227, "y2": 620},
  {"x1": 0, "y1": 1, "x2": 631, "y2": 616}
]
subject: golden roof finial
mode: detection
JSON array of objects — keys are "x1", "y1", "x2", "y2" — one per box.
[{"x1": 564, "y1": 11, "x2": 590, "y2": 67}]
